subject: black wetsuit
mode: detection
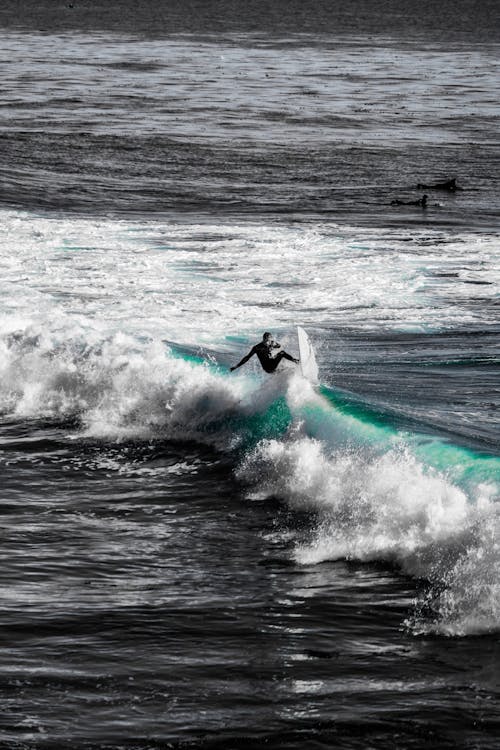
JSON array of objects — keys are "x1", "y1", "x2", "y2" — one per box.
[
  {"x1": 253, "y1": 341, "x2": 296, "y2": 373},
  {"x1": 232, "y1": 341, "x2": 297, "y2": 373}
]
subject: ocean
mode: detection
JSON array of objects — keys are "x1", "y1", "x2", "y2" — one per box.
[{"x1": 0, "y1": 1, "x2": 499, "y2": 748}]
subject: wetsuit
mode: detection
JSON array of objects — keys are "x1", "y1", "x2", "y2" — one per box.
[{"x1": 231, "y1": 341, "x2": 298, "y2": 373}]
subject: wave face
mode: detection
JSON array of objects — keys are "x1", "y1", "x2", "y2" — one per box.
[{"x1": 1, "y1": 273, "x2": 499, "y2": 638}]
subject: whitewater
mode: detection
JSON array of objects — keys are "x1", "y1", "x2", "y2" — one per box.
[{"x1": 1, "y1": 209, "x2": 498, "y2": 642}]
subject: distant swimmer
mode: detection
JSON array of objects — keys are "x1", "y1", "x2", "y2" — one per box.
[
  {"x1": 416, "y1": 178, "x2": 462, "y2": 191},
  {"x1": 230, "y1": 332, "x2": 299, "y2": 374},
  {"x1": 391, "y1": 194, "x2": 428, "y2": 208}
]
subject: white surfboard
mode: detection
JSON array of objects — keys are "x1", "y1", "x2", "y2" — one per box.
[{"x1": 297, "y1": 326, "x2": 319, "y2": 384}]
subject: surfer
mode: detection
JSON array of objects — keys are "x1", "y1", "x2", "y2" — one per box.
[
  {"x1": 230, "y1": 332, "x2": 299, "y2": 374},
  {"x1": 416, "y1": 178, "x2": 462, "y2": 191},
  {"x1": 391, "y1": 194, "x2": 428, "y2": 208}
]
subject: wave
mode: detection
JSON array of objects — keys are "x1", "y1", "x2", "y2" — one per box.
[
  {"x1": 0, "y1": 321, "x2": 291, "y2": 448},
  {"x1": 1, "y1": 322, "x2": 499, "y2": 636}
]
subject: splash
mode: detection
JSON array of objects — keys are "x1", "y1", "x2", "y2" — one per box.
[
  {"x1": 238, "y1": 379, "x2": 500, "y2": 637},
  {"x1": 0, "y1": 320, "x2": 292, "y2": 449},
  {"x1": 0, "y1": 316, "x2": 499, "y2": 637}
]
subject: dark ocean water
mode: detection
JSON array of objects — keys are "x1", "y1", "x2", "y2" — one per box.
[{"x1": 0, "y1": 1, "x2": 499, "y2": 748}]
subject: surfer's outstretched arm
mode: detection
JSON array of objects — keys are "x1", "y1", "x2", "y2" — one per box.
[{"x1": 230, "y1": 347, "x2": 256, "y2": 372}]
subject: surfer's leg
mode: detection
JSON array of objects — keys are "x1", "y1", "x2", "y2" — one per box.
[
  {"x1": 266, "y1": 354, "x2": 282, "y2": 372},
  {"x1": 264, "y1": 352, "x2": 286, "y2": 372},
  {"x1": 269, "y1": 352, "x2": 298, "y2": 371},
  {"x1": 264, "y1": 351, "x2": 299, "y2": 373}
]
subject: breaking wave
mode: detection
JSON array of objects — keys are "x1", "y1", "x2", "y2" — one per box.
[{"x1": 0, "y1": 320, "x2": 499, "y2": 637}]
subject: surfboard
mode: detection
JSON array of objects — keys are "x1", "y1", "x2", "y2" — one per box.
[{"x1": 297, "y1": 326, "x2": 319, "y2": 384}]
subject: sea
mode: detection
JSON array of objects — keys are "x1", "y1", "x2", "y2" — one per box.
[{"x1": 0, "y1": 1, "x2": 499, "y2": 748}]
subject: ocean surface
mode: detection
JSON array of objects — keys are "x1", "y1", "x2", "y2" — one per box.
[{"x1": 0, "y1": 1, "x2": 499, "y2": 748}]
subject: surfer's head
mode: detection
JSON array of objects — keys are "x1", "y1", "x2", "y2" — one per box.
[{"x1": 263, "y1": 332, "x2": 272, "y2": 342}]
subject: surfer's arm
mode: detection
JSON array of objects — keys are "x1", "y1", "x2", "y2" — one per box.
[{"x1": 230, "y1": 346, "x2": 256, "y2": 372}]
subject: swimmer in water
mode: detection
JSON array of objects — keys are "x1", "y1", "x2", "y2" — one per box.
[
  {"x1": 391, "y1": 194, "x2": 428, "y2": 207},
  {"x1": 416, "y1": 178, "x2": 462, "y2": 192}
]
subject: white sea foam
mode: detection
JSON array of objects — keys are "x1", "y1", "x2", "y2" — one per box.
[
  {"x1": 237, "y1": 381, "x2": 500, "y2": 637},
  {"x1": 0, "y1": 323, "x2": 252, "y2": 446},
  {"x1": 0, "y1": 208, "x2": 499, "y2": 636},
  {"x1": 241, "y1": 437, "x2": 499, "y2": 635},
  {"x1": 0, "y1": 210, "x2": 498, "y2": 354},
  {"x1": 1, "y1": 312, "x2": 499, "y2": 635}
]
